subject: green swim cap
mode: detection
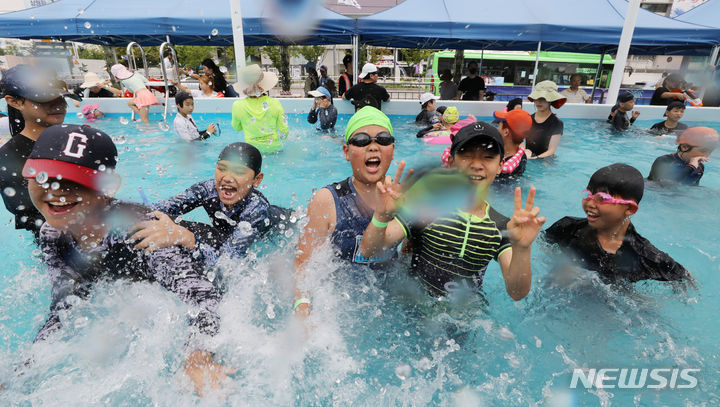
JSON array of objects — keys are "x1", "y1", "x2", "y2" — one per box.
[
  {"x1": 344, "y1": 106, "x2": 393, "y2": 142},
  {"x1": 442, "y1": 106, "x2": 459, "y2": 124}
]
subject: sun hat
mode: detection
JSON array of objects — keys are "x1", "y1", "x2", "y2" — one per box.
[
  {"x1": 345, "y1": 106, "x2": 393, "y2": 142},
  {"x1": 450, "y1": 121, "x2": 504, "y2": 158},
  {"x1": 239, "y1": 64, "x2": 278, "y2": 92},
  {"x1": 493, "y1": 109, "x2": 532, "y2": 138},
  {"x1": 110, "y1": 64, "x2": 133, "y2": 81},
  {"x1": 80, "y1": 72, "x2": 104, "y2": 89},
  {"x1": 528, "y1": 80, "x2": 567, "y2": 109},
  {"x1": 22, "y1": 124, "x2": 120, "y2": 194},
  {"x1": 442, "y1": 106, "x2": 459, "y2": 124},
  {"x1": 308, "y1": 86, "x2": 332, "y2": 99},
  {"x1": 359, "y1": 63, "x2": 378, "y2": 79},
  {"x1": 419, "y1": 92, "x2": 439, "y2": 105}
]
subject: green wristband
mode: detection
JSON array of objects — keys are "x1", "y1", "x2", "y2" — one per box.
[
  {"x1": 293, "y1": 298, "x2": 310, "y2": 311},
  {"x1": 371, "y1": 216, "x2": 389, "y2": 228}
]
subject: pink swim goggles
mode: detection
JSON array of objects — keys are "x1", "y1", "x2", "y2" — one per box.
[{"x1": 582, "y1": 190, "x2": 637, "y2": 208}]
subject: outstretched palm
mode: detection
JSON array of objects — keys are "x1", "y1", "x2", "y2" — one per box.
[
  {"x1": 375, "y1": 160, "x2": 413, "y2": 222},
  {"x1": 507, "y1": 187, "x2": 546, "y2": 248}
]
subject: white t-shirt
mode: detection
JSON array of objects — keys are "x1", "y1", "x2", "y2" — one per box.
[
  {"x1": 163, "y1": 57, "x2": 177, "y2": 82},
  {"x1": 173, "y1": 113, "x2": 201, "y2": 141},
  {"x1": 190, "y1": 89, "x2": 223, "y2": 99},
  {"x1": 560, "y1": 87, "x2": 590, "y2": 103},
  {"x1": 0, "y1": 116, "x2": 10, "y2": 136}
]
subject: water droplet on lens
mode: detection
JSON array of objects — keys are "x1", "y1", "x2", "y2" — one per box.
[
  {"x1": 498, "y1": 327, "x2": 515, "y2": 341},
  {"x1": 27, "y1": 167, "x2": 36, "y2": 176},
  {"x1": 84, "y1": 21, "x2": 91, "y2": 29},
  {"x1": 35, "y1": 171, "x2": 48, "y2": 184},
  {"x1": 119, "y1": 117, "x2": 129, "y2": 125},
  {"x1": 50, "y1": 182, "x2": 60, "y2": 190},
  {"x1": 158, "y1": 122, "x2": 170, "y2": 131},
  {"x1": 35, "y1": 219, "x2": 43, "y2": 227},
  {"x1": 76, "y1": 112, "x2": 84, "y2": 118},
  {"x1": 207, "y1": 271, "x2": 216, "y2": 282},
  {"x1": 56, "y1": 174, "x2": 62, "y2": 180},
  {"x1": 211, "y1": 28, "x2": 219, "y2": 36},
  {"x1": 394, "y1": 364, "x2": 411, "y2": 380},
  {"x1": 98, "y1": 164, "x2": 106, "y2": 172},
  {"x1": 3, "y1": 187, "x2": 16, "y2": 197},
  {"x1": 114, "y1": 135, "x2": 127, "y2": 144},
  {"x1": 284, "y1": 229, "x2": 294, "y2": 238},
  {"x1": 262, "y1": 102, "x2": 269, "y2": 111},
  {"x1": 172, "y1": 25, "x2": 177, "y2": 32},
  {"x1": 59, "y1": 197, "x2": 66, "y2": 203},
  {"x1": 32, "y1": 248, "x2": 41, "y2": 256}
]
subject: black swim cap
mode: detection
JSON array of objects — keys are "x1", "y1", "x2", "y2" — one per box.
[
  {"x1": 218, "y1": 142, "x2": 262, "y2": 175},
  {"x1": 587, "y1": 163, "x2": 644, "y2": 203},
  {"x1": 506, "y1": 98, "x2": 523, "y2": 111}
]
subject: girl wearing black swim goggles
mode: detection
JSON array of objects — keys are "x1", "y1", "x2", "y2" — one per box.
[{"x1": 347, "y1": 132, "x2": 395, "y2": 147}]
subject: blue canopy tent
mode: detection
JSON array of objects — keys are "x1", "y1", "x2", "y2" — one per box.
[
  {"x1": 356, "y1": 0, "x2": 720, "y2": 55},
  {"x1": 674, "y1": 0, "x2": 720, "y2": 28},
  {"x1": 0, "y1": 0, "x2": 356, "y2": 46}
]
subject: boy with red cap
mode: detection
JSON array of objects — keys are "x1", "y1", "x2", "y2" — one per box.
[
  {"x1": 22, "y1": 124, "x2": 232, "y2": 396},
  {"x1": 493, "y1": 108, "x2": 533, "y2": 181},
  {"x1": 648, "y1": 127, "x2": 719, "y2": 186}
]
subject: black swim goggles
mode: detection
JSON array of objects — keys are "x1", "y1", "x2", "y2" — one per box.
[{"x1": 347, "y1": 131, "x2": 395, "y2": 147}]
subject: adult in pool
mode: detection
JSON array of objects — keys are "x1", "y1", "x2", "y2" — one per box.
[
  {"x1": 293, "y1": 106, "x2": 400, "y2": 316},
  {"x1": 22, "y1": 124, "x2": 232, "y2": 396},
  {"x1": 0, "y1": 65, "x2": 81, "y2": 238},
  {"x1": 526, "y1": 81, "x2": 566, "y2": 159},
  {"x1": 231, "y1": 64, "x2": 289, "y2": 153}
]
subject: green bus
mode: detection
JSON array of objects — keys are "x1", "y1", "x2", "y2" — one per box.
[{"x1": 426, "y1": 50, "x2": 615, "y2": 91}]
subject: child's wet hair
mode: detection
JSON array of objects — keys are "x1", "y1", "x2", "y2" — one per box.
[
  {"x1": 175, "y1": 91, "x2": 193, "y2": 107},
  {"x1": 587, "y1": 163, "x2": 644, "y2": 203}
]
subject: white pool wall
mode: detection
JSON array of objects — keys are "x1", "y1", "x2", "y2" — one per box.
[{"x1": 2, "y1": 98, "x2": 720, "y2": 122}]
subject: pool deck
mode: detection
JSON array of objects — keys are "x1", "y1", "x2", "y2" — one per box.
[{"x1": 2, "y1": 98, "x2": 720, "y2": 122}]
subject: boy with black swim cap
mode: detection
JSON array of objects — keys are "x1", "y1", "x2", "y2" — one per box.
[
  {"x1": 22, "y1": 124, "x2": 231, "y2": 396},
  {"x1": 546, "y1": 163, "x2": 693, "y2": 285},
  {"x1": 133, "y1": 142, "x2": 289, "y2": 266},
  {"x1": 0, "y1": 65, "x2": 81, "y2": 237},
  {"x1": 360, "y1": 121, "x2": 546, "y2": 300}
]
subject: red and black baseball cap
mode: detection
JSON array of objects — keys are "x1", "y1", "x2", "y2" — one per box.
[
  {"x1": 450, "y1": 121, "x2": 504, "y2": 158},
  {"x1": 22, "y1": 124, "x2": 120, "y2": 194}
]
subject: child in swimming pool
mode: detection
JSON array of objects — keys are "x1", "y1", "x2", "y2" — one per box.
[
  {"x1": 545, "y1": 163, "x2": 693, "y2": 286},
  {"x1": 111, "y1": 64, "x2": 158, "y2": 123},
  {"x1": 231, "y1": 64, "x2": 289, "y2": 153},
  {"x1": 415, "y1": 92, "x2": 440, "y2": 125},
  {"x1": 133, "y1": 142, "x2": 290, "y2": 266},
  {"x1": 361, "y1": 122, "x2": 546, "y2": 299},
  {"x1": 647, "y1": 127, "x2": 719, "y2": 186},
  {"x1": 608, "y1": 92, "x2": 640, "y2": 131},
  {"x1": 492, "y1": 108, "x2": 533, "y2": 181},
  {"x1": 81, "y1": 104, "x2": 105, "y2": 122},
  {"x1": 649, "y1": 101, "x2": 688, "y2": 134},
  {"x1": 22, "y1": 124, "x2": 231, "y2": 396},
  {"x1": 173, "y1": 91, "x2": 218, "y2": 142},
  {"x1": 307, "y1": 86, "x2": 338, "y2": 131},
  {"x1": 416, "y1": 106, "x2": 459, "y2": 138}
]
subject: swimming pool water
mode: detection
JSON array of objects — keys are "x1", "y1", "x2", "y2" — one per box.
[{"x1": 1, "y1": 111, "x2": 719, "y2": 406}]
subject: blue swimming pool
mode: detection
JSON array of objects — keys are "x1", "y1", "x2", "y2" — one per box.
[{"x1": 1, "y1": 112, "x2": 718, "y2": 405}]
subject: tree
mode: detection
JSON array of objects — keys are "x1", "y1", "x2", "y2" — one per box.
[
  {"x1": 77, "y1": 46, "x2": 105, "y2": 60},
  {"x1": 174, "y1": 45, "x2": 214, "y2": 70},
  {"x1": 0, "y1": 44, "x2": 18, "y2": 56},
  {"x1": 296, "y1": 45, "x2": 325, "y2": 65},
  {"x1": 369, "y1": 47, "x2": 392, "y2": 64},
  {"x1": 262, "y1": 45, "x2": 299, "y2": 91},
  {"x1": 453, "y1": 49, "x2": 464, "y2": 84},
  {"x1": 400, "y1": 48, "x2": 437, "y2": 76}
]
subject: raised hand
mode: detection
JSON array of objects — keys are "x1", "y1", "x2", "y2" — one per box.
[
  {"x1": 184, "y1": 350, "x2": 236, "y2": 397},
  {"x1": 507, "y1": 187, "x2": 546, "y2": 249},
  {"x1": 374, "y1": 161, "x2": 413, "y2": 222}
]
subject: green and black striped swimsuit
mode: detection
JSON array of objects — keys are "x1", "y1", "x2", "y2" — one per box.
[{"x1": 397, "y1": 204, "x2": 511, "y2": 295}]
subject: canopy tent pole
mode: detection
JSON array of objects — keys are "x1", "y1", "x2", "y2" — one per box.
[
  {"x1": 710, "y1": 45, "x2": 720, "y2": 67},
  {"x1": 229, "y1": 0, "x2": 246, "y2": 80},
  {"x1": 352, "y1": 35, "x2": 359, "y2": 86},
  {"x1": 590, "y1": 49, "x2": 606, "y2": 104},
  {"x1": 479, "y1": 48, "x2": 484, "y2": 76},
  {"x1": 333, "y1": 44, "x2": 337, "y2": 77},
  {"x1": 531, "y1": 41, "x2": 541, "y2": 88},
  {"x1": 394, "y1": 48, "x2": 399, "y2": 83},
  {"x1": 607, "y1": 0, "x2": 641, "y2": 105}
]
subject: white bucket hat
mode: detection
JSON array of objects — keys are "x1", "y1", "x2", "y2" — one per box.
[{"x1": 80, "y1": 72, "x2": 103, "y2": 88}]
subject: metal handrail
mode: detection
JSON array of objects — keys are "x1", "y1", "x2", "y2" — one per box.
[
  {"x1": 126, "y1": 42, "x2": 149, "y2": 121},
  {"x1": 159, "y1": 41, "x2": 180, "y2": 121}
]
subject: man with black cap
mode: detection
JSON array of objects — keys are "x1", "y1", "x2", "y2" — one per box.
[
  {"x1": 0, "y1": 64, "x2": 81, "y2": 238},
  {"x1": 23, "y1": 124, "x2": 233, "y2": 396},
  {"x1": 359, "y1": 121, "x2": 546, "y2": 301}
]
